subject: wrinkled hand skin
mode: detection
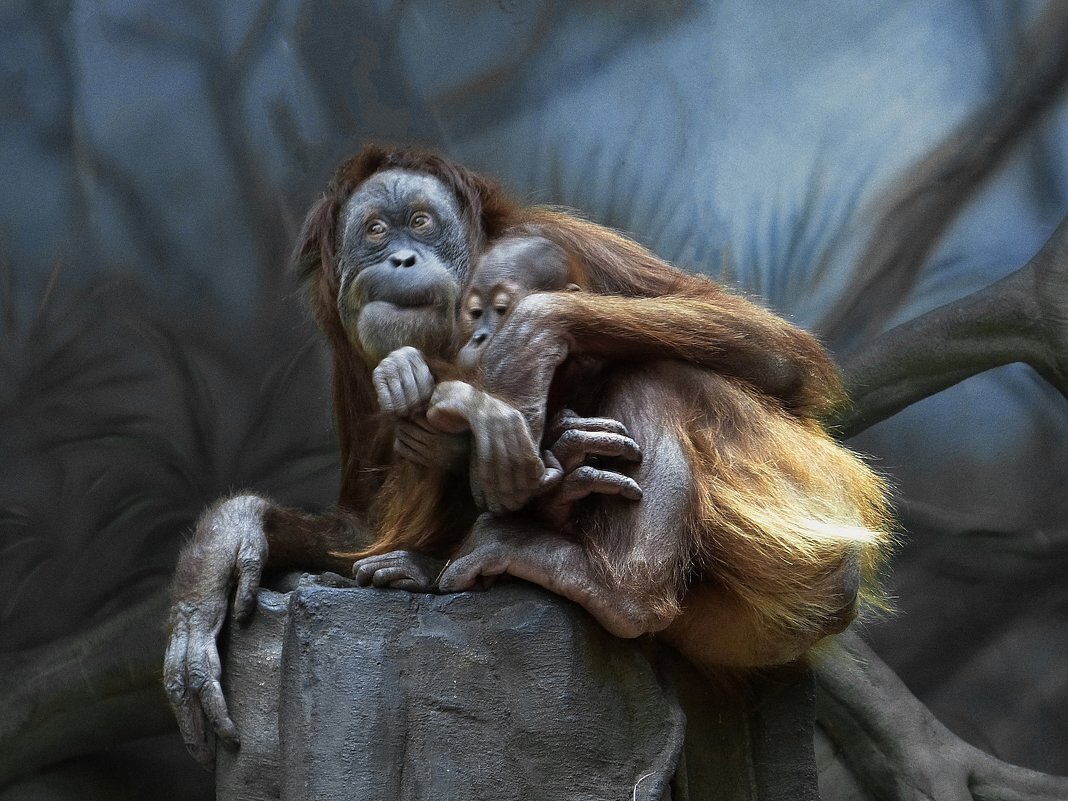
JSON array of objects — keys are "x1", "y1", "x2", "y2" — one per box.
[
  {"x1": 438, "y1": 512, "x2": 661, "y2": 639},
  {"x1": 476, "y1": 294, "x2": 571, "y2": 438},
  {"x1": 163, "y1": 495, "x2": 268, "y2": 770},
  {"x1": 352, "y1": 550, "x2": 447, "y2": 591},
  {"x1": 427, "y1": 380, "x2": 562, "y2": 512},
  {"x1": 435, "y1": 513, "x2": 632, "y2": 634},
  {"x1": 536, "y1": 409, "x2": 643, "y2": 529},
  {"x1": 374, "y1": 346, "x2": 469, "y2": 471},
  {"x1": 373, "y1": 346, "x2": 436, "y2": 416},
  {"x1": 434, "y1": 410, "x2": 650, "y2": 636},
  {"x1": 437, "y1": 513, "x2": 538, "y2": 592}
]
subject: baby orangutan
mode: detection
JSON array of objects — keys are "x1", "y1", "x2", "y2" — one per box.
[
  {"x1": 453, "y1": 234, "x2": 645, "y2": 526},
  {"x1": 456, "y1": 236, "x2": 580, "y2": 369}
]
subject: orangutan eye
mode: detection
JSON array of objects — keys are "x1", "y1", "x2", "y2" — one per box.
[
  {"x1": 366, "y1": 219, "x2": 388, "y2": 239},
  {"x1": 467, "y1": 307, "x2": 483, "y2": 320},
  {"x1": 410, "y1": 211, "x2": 434, "y2": 231},
  {"x1": 492, "y1": 292, "x2": 512, "y2": 315}
]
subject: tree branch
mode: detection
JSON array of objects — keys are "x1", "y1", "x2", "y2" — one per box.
[
  {"x1": 820, "y1": 2, "x2": 1068, "y2": 348},
  {"x1": 0, "y1": 591, "x2": 173, "y2": 787},
  {"x1": 814, "y1": 631, "x2": 1068, "y2": 801},
  {"x1": 832, "y1": 214, "x2": 1068, "y2": 439}
]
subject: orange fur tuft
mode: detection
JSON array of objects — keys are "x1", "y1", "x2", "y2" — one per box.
[{"x1": 672, "y1": 372, "x2": 892, "y2": 667}]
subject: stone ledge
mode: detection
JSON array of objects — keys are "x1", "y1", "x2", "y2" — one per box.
[{"x1": 218, "y1": 577, "x2": 818, "y2": 801}]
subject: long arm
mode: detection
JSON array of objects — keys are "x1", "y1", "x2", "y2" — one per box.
[
  {"x1": 474, "y1": 290, "x2": 843, "y2": 447},
  {"x1": 164, "y1": 494, "x2": 372, "y2": 769}
]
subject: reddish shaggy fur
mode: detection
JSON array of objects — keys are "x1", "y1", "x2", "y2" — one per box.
[
  {"x1": 588, "y1": 362, "x2": 890, "y2": 667},
  {"x1": 295, "y1": 144, "x2": 892, "y2": 668}
]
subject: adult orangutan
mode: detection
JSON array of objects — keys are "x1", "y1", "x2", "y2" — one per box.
[
  {"x1": 358, "y1": 230, "x2": 892, "y2": 669},
  {"x1": 164, "y1": 144, "x2": 888, "y2": 766}
]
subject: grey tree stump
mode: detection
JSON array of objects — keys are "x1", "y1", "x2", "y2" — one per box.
[{"x1": 217, "y1": 576, "x2": 819, "y2": 801}]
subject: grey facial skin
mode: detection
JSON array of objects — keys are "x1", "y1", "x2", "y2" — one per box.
[
  {"x1": 336, "y1": 169, "x2": 470, "y2": 363},
  {"x1": 458, "y1": 236, "x2": 574, "y2": 371}
]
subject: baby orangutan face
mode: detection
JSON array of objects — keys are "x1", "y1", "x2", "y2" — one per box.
[{"x1": 458, "y1": 235, "x2": 579, "y2": 371}]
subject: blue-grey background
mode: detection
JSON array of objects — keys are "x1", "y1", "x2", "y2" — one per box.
[{"x1": 2, "y1": 0, "x2": 1066, "y2": 783}]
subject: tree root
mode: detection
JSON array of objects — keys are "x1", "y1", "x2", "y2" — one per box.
[{"x1": 814, "y1": 631, "x2": 1068, "y2": 801}]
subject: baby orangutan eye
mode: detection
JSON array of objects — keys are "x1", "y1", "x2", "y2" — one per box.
[
  {"x1": 366, "y1": 219, "x2": 388, "y2": 239},
  {"x1": 492, "y1": 291, "x2": 512, "y2": 315}
]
